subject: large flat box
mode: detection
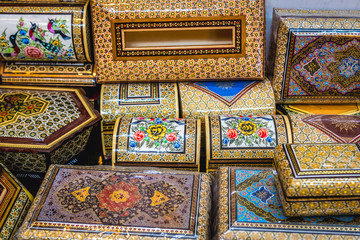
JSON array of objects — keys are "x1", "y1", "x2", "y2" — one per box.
[
  {"x1": 214, "y1": 167, "x2": 360, "y2": 239},
  {"x1": 0, "y1": 85, "x2": 101, "y2": 173},
  {"x1": 0, "y1": 1, "x2": 95, "y2": 86},
  {"x1": 275, "y1": 143, "x2": 360, "y2": 217},
  {"x1": 0, "y1": 163, "x2": 32, "y2": 240},
  {"x1": 179, "y1": 79, "x2": 276, "y2": 121},
  {"x1": 91, "y1": 0, "x2": 265, "y2": 82},
  {"x1": 113, "y1": 117, "x2": 200, "y2": 171},
  {"x1": 17, "y1": 165, "x2": 211, "y2": 239},
  {"x1": 101, "y1": 83, "x2": 179, "y2": 160},
  {"x1": 268, "y1": 9, "x2": 360, "y2": 114}
]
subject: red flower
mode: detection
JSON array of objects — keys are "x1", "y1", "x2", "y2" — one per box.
[
  {"x1": 96, "y1": 181, "x2": 142, "y2": 212},
  {"x1": 226, "y1": 129, "x2": 238, "y2": 139},
  {"x1": 24, "y1": 46, "x2": 44, "y2": 59},
  {"x1": 166, "y1": 133, "x2": 177, "y2": 142},
  {"x1": 257, "y1": 128, "x2": 269, "y2": 138},
  {"x1": 133, "y1": 131, "x2": 145, "y2": 141}
]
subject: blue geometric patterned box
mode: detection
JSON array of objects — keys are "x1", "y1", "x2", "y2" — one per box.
[{"x1": 214, "y1": 167, "x2": 360, "y2": 239}]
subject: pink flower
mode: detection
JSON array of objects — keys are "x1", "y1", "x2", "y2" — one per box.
[
  {"x1": 133, "y1": 131, "x2": 145, "y2": 141},
  {"x1": 41, "y1": 32, "x2": 45, "y2": 37},
  {"x1": 20, "y1": 22, "x2": 24, "y2": 27},
  {"x1": 38, "y1": 28, "x2": 42, "y2": 32},
  {"x1": 24, "y1": 46, "x2": 44, "y2": 59}
]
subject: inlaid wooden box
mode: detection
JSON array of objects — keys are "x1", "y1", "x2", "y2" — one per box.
[
  {"x1": 0, "y1": 1, "x2": 95, "y2": 86},
  {"x1": 100, "y1": 83, "x2": 179, "y2": 160},
  {"x1": 91, "y1": 0, "x2": 265, "y2": 82},
  {"x1": 268, "y1": 9, "x2": 360, "y2": 115},
  {"x1": 214, "y1": 167, "x2": 360, "y2": 240},
  {"x1": 17, "y1": 165, "x2": 211, "y2": 239},
  {"x1": 113, "y1": 117, "x2": 200, "y2": 171},
  {"x1": 275, "y1": 143, "x2": 360, "y2": 217},
  {"x1": 0, "y1": 85, "x2": 101, "y2": 173},
  {"x1": 0, "y1": 163, "x2": 33, "y2": 240}
]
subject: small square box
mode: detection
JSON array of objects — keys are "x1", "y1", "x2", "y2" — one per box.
[
  {"x1": 17, "y1": 165, "x2": 211, "y2": 239},
  {"x1": 275, "y1": 143, "x2": 360, "y2": 216}
]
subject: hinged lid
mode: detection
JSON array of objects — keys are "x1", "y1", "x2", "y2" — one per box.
[
  {"x1": 0, "y1": 85, "x2": 101, "y2": 153},
  {"x1": 275, "y1": 143, "x2": 360, "y2": 200}
]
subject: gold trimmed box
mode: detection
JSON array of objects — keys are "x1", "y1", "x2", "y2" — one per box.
[
  {"x1": 0, "y1": 1, "x2": 95, "y2": 86},
  {"x1": 205, "y1": 115, "x2": 291, "y2": 171},
  {"x1": 17, "y1": 165, "x2": 211, "y2": 239},
  {"x1": 91, "y1": 0, "x2": 265, "y2": 82},
  {"x1": 101, "y1": 83, "x2": 179, "y2": 160},
  {"x1": 0, "y1": 85, "x2": 101, "y2": 173},
  {"x1": 179, "y1": 79, "x2": 276, "y2": 121},
  {"x1": 275, "y1": 143, "x2": 360, "y2": 217},
  {"x1": 277, "y1": 103, "x2": 360, "y2": 116},
  {"x1": 0, "y1": 163, "x2": 33, "y2": 240},
  {"x1": 113, "y1": 117, "x2": 200, "y2": 171},
  {"x1": 214, "y1": 166, "x2": 360, "y2": 240},
  {"x1": 269, "y1": 9, "x2": 360, "y2": 105}
]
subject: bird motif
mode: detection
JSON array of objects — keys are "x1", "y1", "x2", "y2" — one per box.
[
  {"x1": 29, "y1": 22, "x2": 67, "y2": 56},
  {"x1": 47, "y1": 19, "x2": 71, "y2": 40},
  {"x1": 3, "y1": 30, "x2": 20, "y2": 57}
]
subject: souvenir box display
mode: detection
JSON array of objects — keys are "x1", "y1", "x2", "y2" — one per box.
[
  {"x1": 214, "y1": 167, "x2": 360, "y2": 240},
  {"x1": 113, "y1": 117, "x2": 200, "y2": 171},
  {"x1": 0, "y1": 85, "x2": 101, "y2": 173},
  {"x1": 275, "y1": 143, "x2": 360, "y2": 217},
  {"x1": 91, "y1": 0, "x2": 265, "y2": 83},
  {"x1": 0, "y1": 1, "x2": 95, "y2": 86},
  {"x1": 268, "y1": 9, "x2": 360, "y2": 115},
  {"x1": 0, "y1": 163, "x2": 33, "y2": 240},
  {"x1": 205, "y1": 115, "x2": 291, "y2": 172},
  {"x1": 101, "y1": 83, "x2": 179, "y2": 160},
  {"x1": 17, "y1": 165, "x2": 211, "y2": 239},
  {"x1": 179, "y1": 79, "x2": 276, "y2": 121}
]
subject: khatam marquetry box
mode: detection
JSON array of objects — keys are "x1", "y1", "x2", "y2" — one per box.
[
  {"x1": 101, "y1": 83, "x2": 179, "y2": 160},
  {"x1": 0, "y1": 163, "x2": 33, "y2": 240},
  {"x1": 17, "y1": 165, "x2": 211, "y2": 239},
  {"x1": 290, "y1": 114, "x2": 360, "y2": 144},
  {"x1": 275, "y1": 143, "x2": 360, "y2": 217},
  {"x1": 205, "y1": 115, "x2": 291, "y2": 171},
  {"x1": 113, "y1": 117, "x2": 200, "y2": 171},
  {"x1": 214, "y1": 167, "x2": 360, "y2": 240},
  {"x1": 0, "y1": 85, "x2": 101, "y2": 173},
  {"x1": 91, "y1": 0, "x2": 265, "y2": 83},
  {"x1": 179, "y1": 79, "x2": 276, "y2": 121},
  {"x1": 0, "y1": 1, "x2": 96, "y2": 86}
]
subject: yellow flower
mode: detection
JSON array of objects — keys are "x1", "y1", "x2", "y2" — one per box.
[
  {"x1": 60, "y1": 24, "x2": 65, "y2": 28},
  {"x1": 0, "y1": 36, "x2": 5, "y2": 40},
  {"x1": 110, "y1": 189, "x2": 129, "y2": 203},
  {"x1": 147, "y1": 124, "x2": 167, "y2": 140},
  {"x1": 1, "y1": 42, "x2": 7, "y2": 47},
  {"x1": 238, "y1": 121, "x2": 257, "y2": 136},
  {"x1": 53, "y1": 40, "x2": 59, "y2": 46}
]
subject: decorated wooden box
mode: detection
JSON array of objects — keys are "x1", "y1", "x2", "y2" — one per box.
[
  {"x1": 268, "y1": 9, "x2": 360, "y2": 114},
  {"x1": 179, "y1": 79, "x2": 276, "y2": 121},
  {"x1": 91, "y1": 0, "x2": 265, "y2": 83},
  {"x1": 275, "y1": 143, "x2": 360, "y2": 217},
  {"x1": 205, "y1": 115, "x2": 291, "y2": 172},
  {"x1": 0, "y1": 85, "x2": 101, "y2": 173},
  {"x1": 214, "y1": 167, "x2": 360, "y2": 240},
  {"x1": 17, "y1": 165, "x2": 211, "y2": 239},
  {"x1": 113, "y1": 117, "x2": 200, "y2": 171},
  {"x1": 0, "y1": 163, "x2": 33, "y2": 240},
  {"x1": 0, "y1": 1, "x2": 95, "y2": 86},
  {"x1": 101, "y1": 83, "x2": 179, "y2": 160}
]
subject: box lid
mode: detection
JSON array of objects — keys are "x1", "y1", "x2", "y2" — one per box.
[
  {"x1": 17, "y1": 164, "x2": 211, "y2": 239},
  {"x1": 275, "y1": 143, "x2": 360, "y2": 200},
  {"x1": 269, "y1": 8, "x2": 360, "y2": 104},
  {"x1": 0, "y1": 85, "x2": 101, "y2": 153}
]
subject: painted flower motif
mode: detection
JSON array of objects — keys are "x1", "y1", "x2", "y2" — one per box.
[
  {"x1": 226, "y1": 128, "x2": 238, "y2": 139},
  {"x1": 41, "y1": 32, "x2": 45, "y2": 37},
  {"x1": 223, "y1": 138, "x2": 229, "y2": 144},
  {"x1": 22, "y1": 38, "x2": 29, "y2": 45},
  {"x1": 238, "y1": 121, "x2": 257, "y2": 136},
  {"x1": 165, "y1": 133, "x2": 177, "y2": 142},
  {"x1": 147, "y1": 124, "x2": 167, "y2": 140},
  {"x1": 96, "y1": 181, "x2": 142, "y2": 212},
  {"x1": 133, "y1": 131, "x2": 145, "y2": 142},
  {"x1": 257, "y1": 128, "x2": 269, "y2": 138},
  {"x1": 129, "y1": 141, "x2": 136, "y2": 147},
  {"x1": 53, "y1": 40, "x2": 59, "y2": 46},
  {"x1": 266, "y1": 136, "x2": 272, "y2": 143},
  {"x1": 0, "y1": 36, "x2": 5, "y2": 40},
  {"x1": 19, "y1": 22, "x2": 24, "y2": 27},
  {"x1": 1, "y1": 42, "x2": 7, "y2": 47},
  {"x1": 19, "y1": 30, "x2": 27, "y2": 36},
  {"x1": 24, "y1": 46, "x2": 44, "y2": 59},
  {"x1": 174, "y1": 142, "x2": 181, "y2": 149}
]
